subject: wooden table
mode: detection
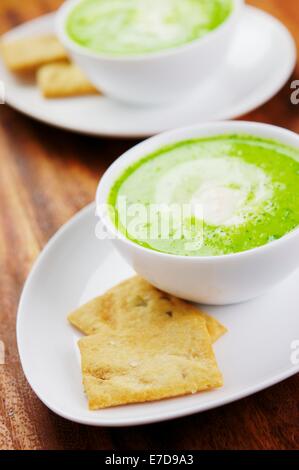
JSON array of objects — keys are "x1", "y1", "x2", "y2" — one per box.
[{"x1": 0, "y1": 0, "x2": 298, "y2": 451}]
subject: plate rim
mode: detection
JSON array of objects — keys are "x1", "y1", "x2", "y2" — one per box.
[
  {"x1": 16, "y1": 203, "x2": 299, "y2": 427},
  {"x1": 2, "y1": 6, "x2": 297, "y2": 139}
]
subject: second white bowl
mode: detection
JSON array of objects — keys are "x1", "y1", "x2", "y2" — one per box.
[{"x1": 56, "y1": 0, "x2": 243, "y2": 106}]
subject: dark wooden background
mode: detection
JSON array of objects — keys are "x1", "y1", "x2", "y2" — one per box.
[{"x1": 0, "y1": 0, "x2": 298, "y2": 450}]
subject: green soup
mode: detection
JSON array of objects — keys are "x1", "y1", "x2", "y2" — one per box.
[
  {"x1": 108, "y1": 135, "x2": 299, "y2": 257},
  {"x1": 66, "y1": 0, "x2": 233, "y2": 56}
]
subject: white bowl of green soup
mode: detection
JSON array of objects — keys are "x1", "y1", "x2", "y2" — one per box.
[
  {"x1": 56, "y1": 0, "x2": 242, "y2": 105},
  {"x1": 96, "y1": 121, "x2": 299, "y2": 305}
]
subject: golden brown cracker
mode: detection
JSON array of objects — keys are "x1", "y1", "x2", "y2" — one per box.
[
  {"x1": 37, "y1": 62, "x2": 98, "y2": 98},
  {"x1": 79, "y1": 317, "x2": 223, "y2": 409},
  {"x1": 201, "y1": 311, "x2": 227, "y2": 343},
  {"x1": 1, "y1": 35, "x2": 68, "y2": 72},
  {"x1": 68, "y1": 276, "x2": 226, "y2": 342}
]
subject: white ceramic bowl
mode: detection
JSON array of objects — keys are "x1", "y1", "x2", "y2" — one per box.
[
  {"x1": 96, "y1": 121, "x2": 299, "y2": 305},
  {"x1": 56, "y1": 0, "x2": 243, "y2": 106}
]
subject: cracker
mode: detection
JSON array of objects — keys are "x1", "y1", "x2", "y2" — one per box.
[
  {"x1": 68, "y1": 276, "x2": 226, "y2": 343},
  {"x1": 0, "y1": 35, "x2": 68, "y2": 72},
  {"x1": 37, "y1": 62, "x2": 98, "y2": 98},
  {"x1": 201, "y1": 311, "x2": 227, "y2": 343},
  {"x1": 79, "y1": 317, "x2": 223, "y2": 409}
]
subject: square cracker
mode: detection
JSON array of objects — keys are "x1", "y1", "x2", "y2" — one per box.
[
  {"x1": 0, "y1": 35, "x2": 68, "y2": 72},
  {"x1": 37, "y1": 62, "x2": 98, "y2": 98},
  {"x1": 79, "y1": 317, "x2": 223, "y2": 409},
  {"x1": 68, "y1": 276, "x2": 227, "y2": 343}
]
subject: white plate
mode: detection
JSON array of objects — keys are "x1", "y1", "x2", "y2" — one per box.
[
  {"x1": 17, "y1": 203, "x2": 299, "y2": 427},
  {"x1": 1, "y1": 6, "x2": 296, "y2": 138}
]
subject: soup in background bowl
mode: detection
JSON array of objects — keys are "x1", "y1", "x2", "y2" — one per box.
[{"x1": 66, "y1": 0, "x2": 233, "y2": 56}]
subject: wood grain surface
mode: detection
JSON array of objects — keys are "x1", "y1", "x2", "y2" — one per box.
[{"x1": 0, "y1": 0, "x2": 298, "y2": 451}]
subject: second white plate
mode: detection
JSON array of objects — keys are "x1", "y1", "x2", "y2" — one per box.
[
  {"x1": 17, "y1": 204, "x2": 299, "y2": 427},
  {"x1": 1, "y1": 6, "x2": 296, "y2": 138}
]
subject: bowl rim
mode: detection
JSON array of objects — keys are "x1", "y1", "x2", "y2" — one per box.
[
  {"x1": 96, "y1": 120, "x2": 299, "y2": 263},
  {"x1": 56, "y1": 0, "x2": 243, "y2": 62}
]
